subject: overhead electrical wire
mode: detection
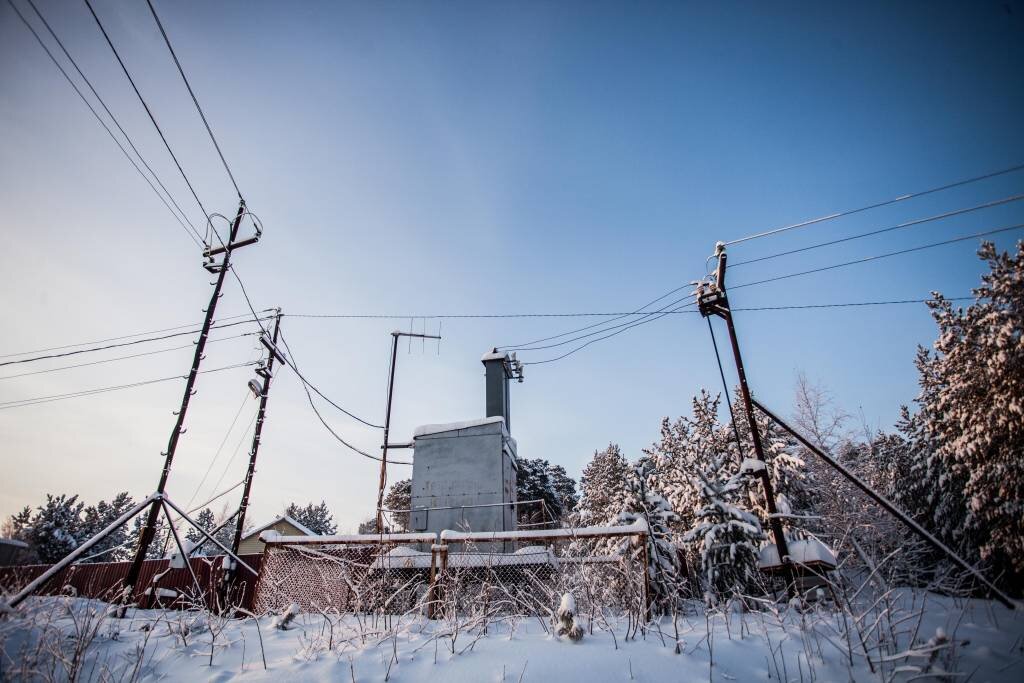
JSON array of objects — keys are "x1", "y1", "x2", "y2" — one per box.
[
  {"x1": 0, "y1": 332, "x2": 256, "y2": 381},
  {"x1": 276, "y1": 327, "x2": 384, "y2": 430},
  {"x1": 277, "y1": 328, "x2": 407, "y2": 465},
  {"x1": 730, "y1": 193, "x2": 1024, "y2": 268},
  {"x1": 508, "y1": 293, "x2": 697, "y2": 352},
  {"x1": 145, "y1": 0, "x2": 243, "y2": 200},
  {"x1": 0, "y1": 312, "x2": 263, "y2": 360},
  {"x1": 525, "y1": 301, "x2": 698, "y2": 366},
  {"x1": 0, "y1": 318, "x2": 270, "y2": 368},
  {"x1": 0, "y1": 361, "x2": 258, "y2": 410},
  {"x1": 183, "y1": 389, "x2": 252, "y2": 511},
  {"x1": 6, "y1": 0, "x2": 203, "y2": 248},
  {"x1": 82, "y1": 0, "x2": 210, "y2": 225},
  {"x1": 206, "y1": 411, "x2": 258, "y2": 501},
  {"x1": 498, "y1": 283, "x2": 695, "y2": 350},
  {"x1": 731, "y1": 223, "x2": 1024, "y2": 291},
  {"x1": 724, "y1": 162, "x2": 1024, "y2": 246}
]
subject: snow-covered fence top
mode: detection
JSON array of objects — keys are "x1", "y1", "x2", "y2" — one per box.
[
  {"x1": 259, "y1": 520, "x2": 649, "y2": 547},
  {"x1": 260, "y1": 530, "x2": 437, "y2": 545},
  {"x1": 440, "y1": 518, "x2": 648, "y2": 543}
]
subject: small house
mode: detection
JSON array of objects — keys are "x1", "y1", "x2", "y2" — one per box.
[{"x1": 238, "y1": 515, "x2": 316, "y2": 555}]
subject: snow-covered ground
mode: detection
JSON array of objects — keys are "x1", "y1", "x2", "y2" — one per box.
[{"x1": 1, "y1": 591, "x2": 1021, "y2": 681}]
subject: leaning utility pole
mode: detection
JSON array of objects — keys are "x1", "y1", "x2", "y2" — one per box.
[
  {"x1": 121, "y1": 200, "x2": 251, "y2": 603},
  {"x1": 376, "y1": 329, "x2": 440, "y2": 532},
  {"x1": 697, "y1": 244, "x2": 795, "y2": 594},
  {"x1": 229, "y1": 310, "x2": 282, "y2": 557}
]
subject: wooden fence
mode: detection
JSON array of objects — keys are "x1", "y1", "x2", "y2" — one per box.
[{"x1": 0, "y1": 554, "x2": 263, "y2": 612}]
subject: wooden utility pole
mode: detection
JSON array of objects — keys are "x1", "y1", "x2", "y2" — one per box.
[
  {"x1": 376, "y1": 330, "x2": 440, "y2": 532},
  {"x1": 697, "y1": 246, "x2": 795, "y2": 595},
  {"x1": 230, "y1": 311, "x2": 282, "y2": 555},
  {"x1": 121, "y1": 200, "x2": 250, "y2": 603}
]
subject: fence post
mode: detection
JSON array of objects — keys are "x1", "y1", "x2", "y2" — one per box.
[
  {"x1": 427, "y1": 543, "x2": 439, "y2": 620},
  {"x1": 637, "y1": 533, "x2": 652, "y2": 622}
]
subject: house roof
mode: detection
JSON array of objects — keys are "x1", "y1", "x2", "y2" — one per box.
[{"x1": 240, "y1": 515, "x2": 316, "y2": 541}]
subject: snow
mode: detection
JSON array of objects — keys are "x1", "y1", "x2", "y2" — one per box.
[
  {"x1": 758, "y1": 538, "x2": 838, "y2": 569},
  {"x1": 3, "y1": 591, "x2": 1021, "y2": 681},
  {"x1": 260, "y1": 530, "x2": 437, "y2": 545},
  {"x1": 242, "y1": 514, "x2": 317, "y2": 541},
  {"x1": 739, "y1": 458, "x2": 767, "y2": 475},
  {"x1": 440, "y1": 518, "x2": 647, "y2": 542},
  {"x1": 480, "y1": 350, "x2": 508, "y2": 362},
  {"x1": 413, "y1": 416, "x2": 506, "y2": 438}
]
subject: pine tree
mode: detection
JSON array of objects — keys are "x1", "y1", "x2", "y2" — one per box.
[
  {"x1": 619, "y1": 461, "x2": 684, "y2": 614},
  {"x1": 516, "y1": 458, "x2": 578, "y2": 526},
  {"x1": 285, "y1": 501, "x2": 337, "y2": 535},
  {"x1": 643, "y1": 391, "x2": 731, "y2": 534},
  {"x1": 383, "y1": 479, "x2": 412, "y2": 532},
  {"x1": 576, "y1": 443, "x2": 630, "y2": 528},
  {"x1": 80, "y1": 492, "x2": 135, "y2": 562},
  {"x1": 25, "y1": 494, "x2": 85, "y2": 563},
  {"x1": 905, "y1": 241, "x2": 1024, "y2": 581},
  {"x1": 731, "y1": 390, "x2": 814, "y2": 534},
  {"x1": 682, "y1": 426, "x2": 764, "y2": 601}
]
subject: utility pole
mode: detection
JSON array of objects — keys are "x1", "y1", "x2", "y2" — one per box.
[
  {"x1": 376, "y1": 330, "x2": 440, "y2": 532},
  {"x1": 121, "y1": 200, "x2": 251, "y2": 604},
  {"x1": 225, "y1": 310, "x2": 283, "y2": 546},
  {"x1": 697, "y1": 244, "x2": 795, "y2": 595}
]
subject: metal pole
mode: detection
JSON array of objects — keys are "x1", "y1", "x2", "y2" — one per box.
[
  {"x1": 230, "y1": 311, "x2": 282, "y2": 556},
  {"x1": 377, "y1": 332, "x2": 400, "y2": 533},
  {"x1": 751, "y1": 398, "x2": 1016, "y2": 610},
  {"x1": 704, "y1": 250, "x2": 795, "y2": 594},
  {"x1": 122, "y1": 200, "x2": 246, "y2": 602}
]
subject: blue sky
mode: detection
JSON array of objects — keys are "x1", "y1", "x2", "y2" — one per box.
[{"x1": 1, "y1": 0, "x2": 1022, "y2": 531}]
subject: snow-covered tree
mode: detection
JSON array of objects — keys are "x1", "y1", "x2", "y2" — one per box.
[
  {"x1": 682, "y1": 420, "x2": 764, "y2": 601},
  {"x1": 643, "y1": 391, "x2": 732, "y2": 534},
  {"x1": 285, "y1": 501, "x2": 337, "y2": 535},
  {"x1": 21, "y1": 494, "x2": 85, "y2": 563},
  {"x1": 619, "y1": 461, "x2": 684, "y2": 614},
  {"x1": 730, "y1": 391, "x2": 815, "y2": 533},
  {"x1": 904, "y1": 241, "x2": 1024, "y2": 582},
  {"x1": 79, "y1": 492, "x2": 135, "y2": 562},
  {"x1": 575, "y1": 443, "x2": 630, "y2": 528}
]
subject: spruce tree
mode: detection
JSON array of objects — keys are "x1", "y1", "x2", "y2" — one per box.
[
  {"x1": 907, "y1": 241, "x2": 1024, "y2": 581},
  {"x1": 619, "y1": 461, "x2": 684, "y2": 614},
  {"x1": 285, "y1": 501, "x2": 337, "y2": 535}
]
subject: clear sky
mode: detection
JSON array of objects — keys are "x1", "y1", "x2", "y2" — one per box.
[{"x1": 1, "y1": 0, "x2": 1022, "y2": 532}]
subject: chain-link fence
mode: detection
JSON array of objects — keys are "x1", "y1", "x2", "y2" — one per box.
[{"x1": 252, "y1": 522, "x2": 650, "y2": 621}]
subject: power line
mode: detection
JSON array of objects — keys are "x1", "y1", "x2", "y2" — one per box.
[
  {"x1": 498, "y1": 283, "x2": 694, "y2": 350},
  {"x1": 508, "y1": 293, "x2": 696, "y2": 352},
  {"x1": 145, "y1": 0, "x2": 242, "y2": 199},
  {"x1": 276, "y1": 327, "x2": 384, "y2": 429},
  {"x1": 732, "y1": 223, "x2": 1024, "y2": 291},
  {"x1": 277, "y1": 328, "x2": 407, "y2": 465},
  {"x1": 724, "y1": 162, "x2": 1024, "y2": 246},
  {"x1": 23, "y1": 0, "x2": 200, "y2": 238},
  {"x1": 206, "y1": 411, "x2": 258, "y2": 502},
  {"x1": 184, "y1": 389, "x2": 252, "y2": 511},
  {"x1": 0, "y1": 318, "x2": 270, "y2": 368},
  {"x1": 0, "y1": 312, "x2": 263, "y2": 359},
  {"x1": 730, "y1": 194, "x2": 1024, "y2": 268},
  {"x1": 733, "y1": 297, "x2": 973, "y2": 311},
  {"x1": 82, "y1": 0, "x2": 210, "y2": 225},
  {"x1": 0, "y1": 361, "x2": 258, "y2": 410},
  {"x1": 0, "y1": 332, "x2": 255, "y2": 381},
  {"x1": 525, "y1": 301, "x2": 698, "y2": 365},
  {"x1": 6, "y1": 0, "x2": 203, "y2": 248}
]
